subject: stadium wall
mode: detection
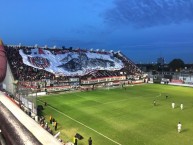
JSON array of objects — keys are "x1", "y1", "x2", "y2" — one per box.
[
  {"x1": 81, "y1": 76, "x2": 126, "y2": 84},
  {"x1": 148, "y1": 78, "x2": 193, "y2": 87},
  {"x1": 167, "y1": 83, "x2": 193, "y2": 87},
  {"x1": 0, "y1": 102, "x2": 42, "y2": 145},
  {"x1": 1, "y1": 62, "x2": 15, "y2": 94}
]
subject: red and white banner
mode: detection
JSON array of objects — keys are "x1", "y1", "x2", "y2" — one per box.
[{"x1": 19, "y1": 48, "x2": 124, "y2": 76}]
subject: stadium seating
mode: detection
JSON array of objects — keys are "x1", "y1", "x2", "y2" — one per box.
[{"x1": 5, "y1": 45, "x2": 142, "y2": 90}]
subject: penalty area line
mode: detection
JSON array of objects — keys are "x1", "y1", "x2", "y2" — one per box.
[{"x1": 47, "y1": 105, "x2": 122, "y2": 145}]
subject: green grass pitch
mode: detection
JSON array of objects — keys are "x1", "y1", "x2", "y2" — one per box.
[{"x1": 38, "y1": 84, "x2": 193, "y2": 145}]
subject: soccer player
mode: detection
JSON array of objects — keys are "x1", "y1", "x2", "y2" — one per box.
[
  {"x1": 153, "y1": 100, "x2": 156, "y2": 106},
  {"x1": 180, "y1": 104, "x2": 183, "y2": 110},
  {"x1": 88, "y1": 137, "x2": 92, "y2": 145},
  {"x1": 54, "y1": 121, "x2": 57, "y2": 131},
  {"x1": 177, "y1": 122, "x2": 182, "y2": 133},
  {"x1": 74, "y1": 138, "x2": 78, "y2": 145},
  {"x1": 49, "y1": 115, "x2": 52, "y2": 124},
  {"x1": 172, "y1": 102, "x2": 175, "y2": 109}
]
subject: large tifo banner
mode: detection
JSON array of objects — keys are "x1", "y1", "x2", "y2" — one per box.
[{"x1": 19, "y1": 48, "x2": 124, "y2": 76}]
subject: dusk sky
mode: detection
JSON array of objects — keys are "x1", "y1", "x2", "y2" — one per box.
[{"x1": 1, "y1": 0, "x2": 193, "y2": 63}]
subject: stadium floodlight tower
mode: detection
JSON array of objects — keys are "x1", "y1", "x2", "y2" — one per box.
[
  {"x1": 53, "y1": 45, "x2": 56, "y2": 49},
  {"x1": 34, "y1": 44, "x2": 38, "y2": 48}
]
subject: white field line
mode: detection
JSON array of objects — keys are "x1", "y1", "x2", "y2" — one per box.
[{"x1": 46, "y1": 105, "x2": 122, "y2": 145}]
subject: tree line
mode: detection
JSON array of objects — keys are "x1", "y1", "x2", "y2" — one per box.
[{"x1": 137, "y1": 59, "x2": 193, "y2": 72}]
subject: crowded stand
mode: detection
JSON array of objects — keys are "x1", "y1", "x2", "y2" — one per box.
[
  {"x1": 18, "y1": 47, "x2": 124, "y2": 76},
  {"x1": 6, "y1": 46, "x2": 56, "y2": 82},
  {"x1": 5, "y1": 45, "x2": 142, "y2": 90}
]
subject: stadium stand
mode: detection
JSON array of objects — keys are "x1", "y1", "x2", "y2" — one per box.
[{"x1": 4, "y1": 45, "x2": 142, "y2": 91}]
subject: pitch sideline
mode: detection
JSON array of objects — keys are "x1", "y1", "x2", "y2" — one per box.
[{"x1": 44, "y1": 103, "x2": 122, "y2": 145}]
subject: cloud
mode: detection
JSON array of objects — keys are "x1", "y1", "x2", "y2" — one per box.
[{"x1": 104, "y1": 0, "x2": 193, "y2": 28}]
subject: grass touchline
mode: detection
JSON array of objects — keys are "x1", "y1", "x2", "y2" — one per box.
[{"x1": 38, "y1": 99, "x2": 122, "y2": 145}]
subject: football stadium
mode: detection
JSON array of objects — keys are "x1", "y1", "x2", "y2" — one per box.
[{"x1": 1, "y1": 39, "x2": 193, "y2": 145}]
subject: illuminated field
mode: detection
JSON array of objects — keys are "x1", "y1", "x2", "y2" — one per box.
[{"x1": 38, "y1": 84, "x2": 193, "y2": 145}]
